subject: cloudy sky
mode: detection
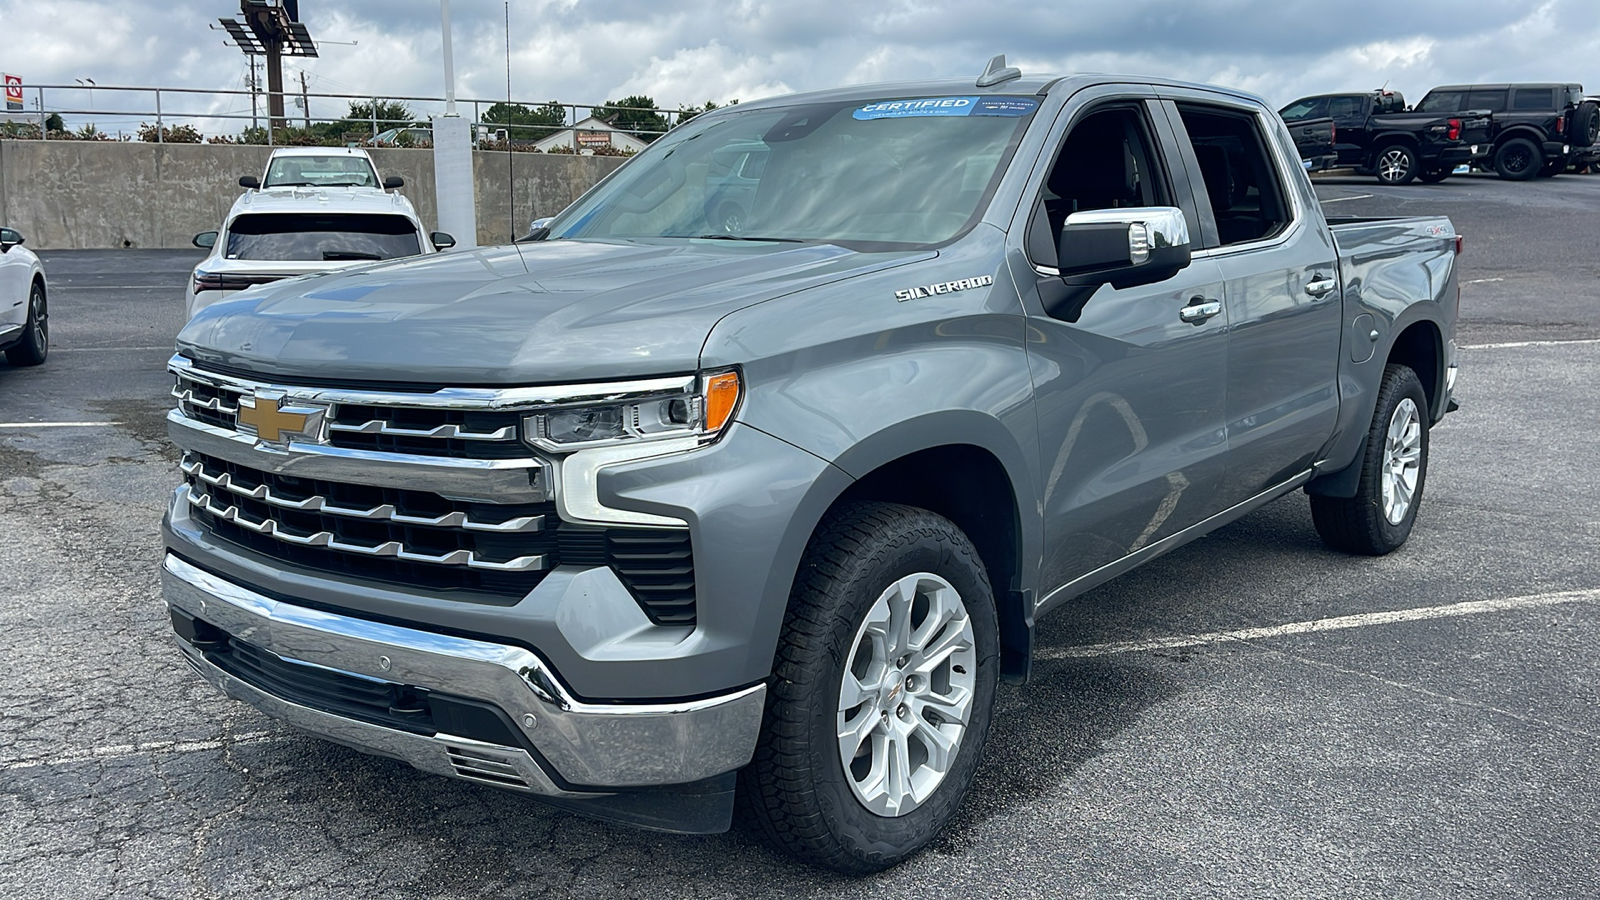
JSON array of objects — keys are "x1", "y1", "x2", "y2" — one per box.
[{"x1": 1, "y1": 0, "x2": 1596, "y2": 133}]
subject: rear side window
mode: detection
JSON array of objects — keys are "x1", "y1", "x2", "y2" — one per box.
[
  {"x1": 1415, "y1": 92, "x2": 1463, "y2": 113},
  {"x1": 1513, "y1": 87, "x2": 1555, "y2": 110},
  {"x1": 1465, "y1": 90, "x2": 1507, "y2": 111},
  {"x1": 1280, "y1": 98, "x2": 1326, "y2": 122},
  {"x1": 225, "y1": 213, "x2": 422, "y2": 261},
  {"x1": 1327, "y1": 96, "x2": 1364, "y2": 119},
  {"x1": 1176, "y1": 105, "x2": 1291, "y2": 247}
]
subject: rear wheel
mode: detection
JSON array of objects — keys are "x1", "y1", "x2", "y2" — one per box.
[
  {"x1": 1310, "y1": 364, "x2": 1429, "y2": 555},
  {"x1": 1373, "y1": 145, "x2": 1418, "y2": 185},
  {"x1": 740, "y1": 502, "x2": 998, "y2": 873},
  {"x1": 5, "y1": 281, "x2": 48, "y2": 367},
  {"x1": 1493, "y1": 138, "x2": 1542, "y2": 180}
]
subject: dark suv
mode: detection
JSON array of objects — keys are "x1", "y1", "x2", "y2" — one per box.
[
  {"x1": 1412, "y1": 83, "x2": 1600, "y2": 179},
  {"x1": 1279, "y1": 90, "x2": 1492, "y2": 184}
]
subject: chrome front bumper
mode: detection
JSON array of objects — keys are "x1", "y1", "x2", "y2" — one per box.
[{"x1": 161, "y1": 554, "x2": 765, "y2": 794}]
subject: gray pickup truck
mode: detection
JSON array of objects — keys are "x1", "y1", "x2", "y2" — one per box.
[{"x1": 161, "y1": 59, "x2": 1461, "y2": 872}]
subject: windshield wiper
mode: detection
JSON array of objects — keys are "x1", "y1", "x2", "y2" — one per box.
[
  {"x1": 322, "y1": 250, "x2": 384, "y2": 261},
  {"x1": 690, "y1": 234, "x2": 805, "y2": 243}
]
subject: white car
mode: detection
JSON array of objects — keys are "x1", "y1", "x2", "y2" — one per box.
[
  {"x1": 240, "y1": 147, "x2": 402, "y2": 192},
  {"x1": 186, "y1": 188, "x2": 454, "y2": 319},
  {"x1": 0, "y1": 226, "x2": 47, "y2": 367}
]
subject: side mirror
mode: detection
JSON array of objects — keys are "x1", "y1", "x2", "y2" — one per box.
[
  {"x1": 1058, "y1": 206, "x2": 1190, "y2": 285},
  {"x1": 429, "y1": 232, "x2": 456, "y2": 251},
  {"x1": 519, "y1": 217, "x2": 553, "y2": 242},
  {"x1": 239, "y1": 175, "x2": 260, "y2": 189},
  {"x1": 193, "y1": 231, "x2": 219, "y2": 250},
  {"x1": 0, "y1": 227, "x2": 22, "y2": 252},
  {"x1": 383, "y1": 176, "x2": 405, "y2": 190}
]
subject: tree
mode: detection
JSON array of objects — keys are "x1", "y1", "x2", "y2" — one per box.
[
  {"x1": 590, "y1": 95, "x2": 669, "y2": 142},
  {"x1": 324, "y1": 100, "x2": 418, "y2": 141},
  {"x1": 44, "y1": 113, "x2": 64, "y2": 132},
  {"x1": 483, "y1": 101, "x2": 568, "y2": 141},
  {"x1": 675, "y1": 100, "x2": 736, "y2": 127}
]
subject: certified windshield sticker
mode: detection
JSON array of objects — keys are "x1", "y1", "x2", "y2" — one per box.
[{"x1": 854, "y1": 97, "x2": 1038, "y2": 120}]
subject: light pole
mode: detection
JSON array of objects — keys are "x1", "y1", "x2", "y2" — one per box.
[
  {"x1": 74, "y1": 77, "x2": 95, "y2": 123},
  {"x1": 432, "y1": 0, "x2": 477, "y2": 249}
]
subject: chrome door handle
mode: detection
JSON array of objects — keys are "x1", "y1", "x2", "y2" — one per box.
[
  {"x1": 1179, "y1": 299, "x2": 1222, "y2": 324},
  {"x1": 1305, "y1": 275, "x2": 1338, "y2": 297}
]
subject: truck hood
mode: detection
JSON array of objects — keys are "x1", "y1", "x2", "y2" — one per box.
[{"x1": 177, "y1": 239, "x2": 931, "y2": 385}]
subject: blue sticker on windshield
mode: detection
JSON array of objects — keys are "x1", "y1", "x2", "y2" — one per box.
[{"x1": 853, "y1": 96, "x2": 1038, "y2": 120}]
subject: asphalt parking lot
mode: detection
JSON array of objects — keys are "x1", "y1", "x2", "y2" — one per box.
[{"x1": 3, "y1": 172, "x2": 1599, "y2": 898}]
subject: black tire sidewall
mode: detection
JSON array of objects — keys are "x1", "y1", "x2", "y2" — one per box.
[{"x1": 6, "y1": 283, "x2": 47, "y2": 366}]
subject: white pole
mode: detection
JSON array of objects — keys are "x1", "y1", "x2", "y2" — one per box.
[
  {"x1": 432, "y1": 0, "x2": 477, "y2": 248},
  {"x1": 440, "y1": 0, "x2": 458, "y2": 116}
]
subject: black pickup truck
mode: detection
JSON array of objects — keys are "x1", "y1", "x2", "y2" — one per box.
[
  {"x1": 1411, "y1": 83, "x2": 1600, "y2": 179},
  {"x1": 1280, "y1": 90, "x2": 1492, "y2": 184},
  {"x1": 1284, "y1": 116, "x2": 1337, "y2": 172}
]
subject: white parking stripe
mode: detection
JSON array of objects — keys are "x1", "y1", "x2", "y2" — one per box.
[
  {"x1": 1, "y1": 731, "x2": 277, "y2": 772},
  {"x1": 0, "y1": 421, "x2": 121, "y2": 428},
  {"x1": 1037, "y1": 588, "x2": 1600, "y2": 660},
  {"x1": 1462, "y1": 338, "x2": 1600, "y2": 350},
  {"x1": 1318, "y1": 194, "x2": 1373, "y2": 203},
  {"x1": 53, "y1": 346, "x2": 173, "y2": 353}
]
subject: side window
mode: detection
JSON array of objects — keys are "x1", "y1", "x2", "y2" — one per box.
[
  {"x1": 1415, "y1": 92, "x2": 1463, "y2": 113},
  {"x1": 1026, "y1": 105, "x2": 1172, "y2": 267},
  {"x1": 1280, "y1": 98, "x2": 1326, "y2": 122},
  {"x1": 1466, "y1": 90, "x2": 1507, "y2": 111},
  {"x1": 1327, "y1": 96, "x2": 1362, "y2": 119},
  {"x1": 1176, "y1": 104, "x2": 1292, "y2": 247},
  {"x1": 1513, "y1": 87, "x2": 1555, "y2": 110}
]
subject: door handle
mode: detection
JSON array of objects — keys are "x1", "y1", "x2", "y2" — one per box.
[
  {"x1": 1305, "y1": 274, "x2": 1338, "y2": 297},
  {"x1": 1179, "y1": 299, "x2": 1222, "y2": 324}
]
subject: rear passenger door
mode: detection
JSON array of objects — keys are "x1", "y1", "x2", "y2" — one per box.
[
  {"x1": 1326, "y1": 95, "x2": 1370, "y2": 166},
  {"x1": 1158, "y1": 91, "x2": 1343, "y2": 507}
]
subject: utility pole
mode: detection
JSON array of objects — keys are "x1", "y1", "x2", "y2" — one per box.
[
  {"x1": 432, "y1": 0, "x2": 477, "y2": 249},
  {"x1": 248, "y1": 59, "x2": 259, "y2": 131},
  {"x1": 299, "y1": 70, "x2": 310, "y2": 128}
]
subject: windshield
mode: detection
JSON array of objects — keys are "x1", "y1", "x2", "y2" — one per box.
[
  {"x1": 546, "y1": 95, "x2": 1040, "y2": 249},
  {"x1": 263, "y1": 155, "x2": 380, "y2": 188},
  {"x1": 225, "y1": 213, "x2": 422, "y2": 261}
]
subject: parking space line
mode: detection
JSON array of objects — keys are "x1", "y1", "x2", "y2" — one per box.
[
  {"x1": 0, "y1": 421, "x2": 121, "y2": 428},
  {"x1": 0, "y1": 731, "x2": 277, "y2": 772},
  {"x1": 52, "y1": 346, "x2": 173, "y2": 353},
  {"x1": 1318, "y1": 194, "x2": 1373, "y2": 203},
  {"x1": 1462, "y1": 338, "x2": 1600, "y2": 350},
  {"x1": 1037, "y1": 588, "x2": 1600, "y2": 660}
]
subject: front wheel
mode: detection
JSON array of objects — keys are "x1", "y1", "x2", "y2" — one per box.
[
  {"x1": 5, "y1": 281, "x2": 48, "y2": 367},
  {"x1": 740, "y1": 502, "x2": 999, "y2": 873},
  {"x1": 1373, "y1": 145, "x2": 1418, "y2": 185},
  {"x1": 1310, "y1": 364, "x2": 1429, "y2": 555}
]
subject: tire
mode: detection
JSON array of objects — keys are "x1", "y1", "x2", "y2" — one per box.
[
  {"x1": 1417, "y1": 168, "x2": 1451, "y2": 184},
  {"x1": 1493, "y1": 137, "x2": 1543, "y2": 180},
  {"x1": 5, "y1": 280, "x2": 48, "y2": 367},
  {"x1": 718, "y1": 203, "x2": 744, "y2": 235},
  {"x1": 1571, "y1": 101, "x2": 1600, "y2": 148},
  {"x1": 740, "y1": 501, "x2": 999, "y2": 873},
  {"x1": 1310, "y1": 364, "x2": 1429, "y2": 556},
  {"x1": 1373, "y1": 144, "x2": 1418, "y2": 185}
]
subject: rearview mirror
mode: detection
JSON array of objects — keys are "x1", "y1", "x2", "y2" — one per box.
[
  {"x1": 239, "y1": 175, "x2": 260, "y2": 189},
  {"x1": 193, "y1": 231, "x2": 218, "y2": 250},
  {"x1": 383, "y1": 176, "x2": 405, "y2": 190},
  {"x1": 429, "y1": 232, "x2": 456, "y2": 251},
  {"x1": 1058, "y1": 206, "x2": 1190, "y2": 287}
]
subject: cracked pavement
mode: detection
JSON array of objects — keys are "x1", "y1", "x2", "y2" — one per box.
[{"x1": 3, "y1": 175, "x2": 1599, "y2": 897}]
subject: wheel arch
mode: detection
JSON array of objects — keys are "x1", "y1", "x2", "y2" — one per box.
[
  {"x1": 1387, "y1": 318, "x2": 1444, "y2": 420},
  {"x1": 1494, "y1": 126, "x2": 1549, "y2": 150}
]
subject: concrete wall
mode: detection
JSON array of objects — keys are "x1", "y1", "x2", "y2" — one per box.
[{"x1": 0, "y1": 140, "x2": 626, "y2": 250}]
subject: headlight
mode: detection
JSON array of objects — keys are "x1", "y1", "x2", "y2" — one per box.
[{"x1": 524, "y1": 370, "x2": 741, "y2": 452}]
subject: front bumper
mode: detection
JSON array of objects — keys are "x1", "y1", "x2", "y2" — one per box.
[{"x1": 162, "y1": 553, "x2": 765, "y2": 830}]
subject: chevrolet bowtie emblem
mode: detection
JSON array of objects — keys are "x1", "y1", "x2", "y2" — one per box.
[{"x1": 236, "y1": 391, "x2": 327, "y2": 446}]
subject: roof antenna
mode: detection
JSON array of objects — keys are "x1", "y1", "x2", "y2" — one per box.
[{"x1": 977, "y1": 54, "x2": 1021, "y2": 88}]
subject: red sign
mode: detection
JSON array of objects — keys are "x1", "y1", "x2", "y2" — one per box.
[
  {"x1": 3, "y1": 74, "x2": 22, "y2": 111},
  {"x1": 577, "y1": 129, "x2": 611, "y2": 147}
]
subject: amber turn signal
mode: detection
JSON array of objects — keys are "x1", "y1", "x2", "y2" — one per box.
[{"x1": 703, "y1": 371, "x2": 742, "y2": 433}]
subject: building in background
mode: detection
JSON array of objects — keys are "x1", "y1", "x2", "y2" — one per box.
[{"x1": 531, "y1": 116, "x2": 648, "y2": 155}]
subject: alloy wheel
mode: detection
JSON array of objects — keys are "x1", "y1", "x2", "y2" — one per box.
[
  {"x1": 835, "y1": 572, "x2": 976, "y2": 817},
  {"x1": 1382, "y1": 397, "x2": 1422, "y2": 524}
]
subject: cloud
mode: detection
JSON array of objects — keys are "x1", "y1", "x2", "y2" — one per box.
[{"x1": 2, "y1": 0, "x2": 1597, "y2": 136}]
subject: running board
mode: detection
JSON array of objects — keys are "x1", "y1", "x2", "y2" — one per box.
[{"x1": 1034, "y1": 470, "x2": 1314, "y2": 618}]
